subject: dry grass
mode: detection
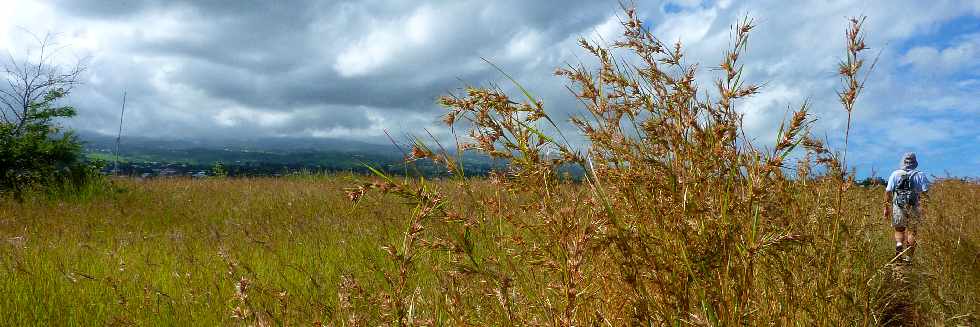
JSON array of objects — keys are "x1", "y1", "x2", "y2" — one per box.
[
  {"x1": 0, "y1": 176, "x2": 976, "y2": 325},
  {"x1": 1, "y1": 6, "x2": 978, "y2": 326},
  {"x1": 344, "y1": 7, "x2": 978, "y2": 325},
  {"x1": 0, "y1": 177, "x2": 389, "y2": 325}
]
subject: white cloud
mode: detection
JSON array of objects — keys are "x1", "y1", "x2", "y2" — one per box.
[
  {"x1": 881, "y1": 118, "x2": 953, "y2": 146},
  {"x1": 654, "y1": 7, "x2": 717, "y2": 45},
  {"x1": 0, "y1": 1, "x2": 55, "y2": 53},
  {"x1": 0, "y1": 0, "x2": 18, "y2": 50},
  {"x1": 738, "y1": 84, "x2": 803, "y2": 144},
  {"x1": 505, "y1": 29, "x2": 543, "y2": 59},
  {"x1": 902, "y1": 46, "x2": 941, "y2": 67},
  {"x1": 901, "y1": 33, "x2": 980, "y2": 74},
  {"x1": 334, "y1": 5, "x2": 436, "y2": 77}
]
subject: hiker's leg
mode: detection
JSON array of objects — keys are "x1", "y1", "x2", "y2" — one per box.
[
  {"x1": 891, "y1": 203, "x2": 911, "y2": 259},
  {"x1": 905, "y1": 207, "x2": 920, "y2": 257},
  {"x1": 893, "y1": 227, "x2": 907, "y2": 259},
  {"x1": 893, "y1": 227, "x2": 905, "y2": 245},
  {"x1": 906, "y1": 228, "x2": 916, "y2": 257}
]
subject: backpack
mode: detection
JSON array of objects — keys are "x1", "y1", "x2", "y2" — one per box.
[{"x1": 894, "y1": 170, "x2": 919, "y2": 209}]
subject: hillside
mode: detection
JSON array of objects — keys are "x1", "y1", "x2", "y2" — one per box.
[{"x1": 78, "y1": 131, "x2": 500, "y2": 177}]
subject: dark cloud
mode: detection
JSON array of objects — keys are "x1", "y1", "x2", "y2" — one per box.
[
  {"x1": 3, "y1": 0, "x2": 980, "y2": 175},
  {"x1": 35, "y1": 0, "x2": 621, "y2": 141},
  {"x1": 48, "y1": 0, "x2": 159, "y2": 18}
]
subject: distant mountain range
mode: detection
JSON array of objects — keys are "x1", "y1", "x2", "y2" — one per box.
[
  {"x1": 79, "y1": 131, "x2": 401, "y2": 156},
  {"x1": 76, "y1": 131, "x2": 500, "y2": 177}
]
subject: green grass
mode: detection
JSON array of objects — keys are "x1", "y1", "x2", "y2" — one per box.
[
  {"x1": 0, "y1": 176, "x2": 977, "y2": 325},
  {"x1": 0, "y1": 177, "x2": 409, "y2": 325}
]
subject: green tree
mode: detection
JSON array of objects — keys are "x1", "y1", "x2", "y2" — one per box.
[
  {"x1": 0, "y1": 33, "x2": 91, "y2": 195},
  {"x1": 211, "y1": 161, "x2": 228, "y2": 177}
]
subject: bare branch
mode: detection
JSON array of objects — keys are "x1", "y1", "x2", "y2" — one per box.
[{"x1": 0, "y1": 31, "x2": 85, "y2": 133}]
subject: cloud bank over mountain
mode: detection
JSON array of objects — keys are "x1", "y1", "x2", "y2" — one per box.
[{"x1": 1, "y1": 0, "x2": 978, "y2": 175}]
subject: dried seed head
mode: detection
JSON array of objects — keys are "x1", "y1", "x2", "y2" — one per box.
[
  {"x1": 345, "y1": 186, "x2": 365, "y2": 203},
  {"x1": 410, "y1": 145, "x2": 432, "y2": 160}
]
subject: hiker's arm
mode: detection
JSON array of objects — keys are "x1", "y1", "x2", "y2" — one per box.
[
  {"x1": 883, "y1": 172, "x2": 895, "y2": 221},
  {"x1": 918, "y1": 174, "x2": 929, "y2": 217},
  {"x1": 883, "y1": 191, "x2": 892, "y2": 221}
]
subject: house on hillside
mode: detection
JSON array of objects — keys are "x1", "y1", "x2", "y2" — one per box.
[{"x1": 158, "y1": 168, "x2": 179, "y2": 177}]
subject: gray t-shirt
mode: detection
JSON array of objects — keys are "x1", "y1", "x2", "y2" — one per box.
[
  {"x1": 885, "y1": 169, "x2": 929, "y2": 194},
  {"x1": 886, "y1": 169, "x2": 928, "y2": 227}
]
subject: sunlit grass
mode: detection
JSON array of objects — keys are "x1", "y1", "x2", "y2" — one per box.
[{"x1": 0, "y1": 177, "x2": 976, "y2": 325}]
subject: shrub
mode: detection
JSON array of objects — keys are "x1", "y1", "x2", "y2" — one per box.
[
  {"x1": 212, "y1": 161, "x2": 228, "y2": 178},
  {"x1": 0, "y1": 33, "x2": 96, "y2": 197},
  {"x1": 350, "y1": 7, "x2": 883, "y2": 325}
]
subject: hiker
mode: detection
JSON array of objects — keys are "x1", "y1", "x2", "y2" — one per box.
[{"x1": 884, "y1": 152, "x2": 930, "y2": 261}]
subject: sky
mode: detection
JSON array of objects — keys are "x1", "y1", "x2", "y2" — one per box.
[{"x1": 1, "y1": 0, "x2": 978, "y2": 177}]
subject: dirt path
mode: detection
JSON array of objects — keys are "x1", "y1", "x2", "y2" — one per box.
[{"x1": 881, "y1": 261, "x2": 917, "y2": 326}]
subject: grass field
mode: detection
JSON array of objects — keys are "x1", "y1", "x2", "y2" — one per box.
[
  {"x1": 0, "y1": 176, "x2": 977, "y2": 325},
  {"x1": 3, "y1": 6, "x2": 978, "y2": 326}
]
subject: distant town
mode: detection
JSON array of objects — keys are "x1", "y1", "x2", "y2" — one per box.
[{"x1": 81, "y1": 134, "x2": 503, "y2": 178}]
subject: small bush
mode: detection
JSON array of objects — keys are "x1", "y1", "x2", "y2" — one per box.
[{"x1": 0, "y1": 34, "x2": 101, "y2": 198}]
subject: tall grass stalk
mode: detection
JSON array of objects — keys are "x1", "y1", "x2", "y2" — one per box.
[{"x1": 352, "y1": 6, "x2": 909, "y2": 325}]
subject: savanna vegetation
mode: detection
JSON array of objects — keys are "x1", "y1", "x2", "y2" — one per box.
[
  {"x1": 1, "y1": 6, "x2": 978, "y2": 326},
  {"x1": 0, "y1": 33, "x2": 102, "y2": 198},
  {"x1": 1, "y1": 176, "x2": 977, "y2": 325}
]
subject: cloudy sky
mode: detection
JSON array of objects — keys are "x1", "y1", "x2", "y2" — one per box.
[{"x1": 1, "y1": 0, "x2": 978, "y2": 176}]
